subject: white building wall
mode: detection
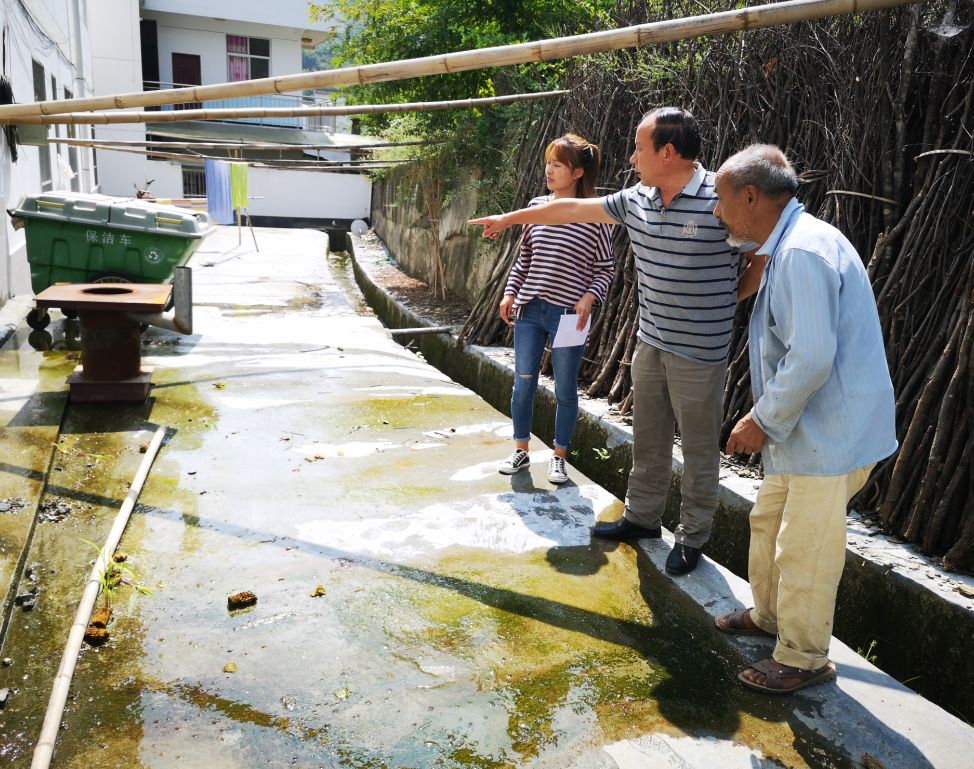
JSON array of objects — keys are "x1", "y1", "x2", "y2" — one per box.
[
  {"x1": 142, "y1": 160, "x2": 183, "y2": 199},
  {"x1": 140, "y1": 159, "x2": 371, "y2": 222},
  {"x1": 147, "y1": 14, "x2": 306, "y2": 87},
  {"x1": 246, "y1": 168, "x2": 370, "y2": 221},
  {"x1": 88, "y1": 0, "x2": 148, "y2": 196},
  {"x1": 109, "y1": 4, "x2": 368, "y2": 220},
  {"x1": 1, "y1": 0, "x2": 95, "y2": 300},
  {"x1": 82, "y1": 2, "x2": 368, "y2": 236}
]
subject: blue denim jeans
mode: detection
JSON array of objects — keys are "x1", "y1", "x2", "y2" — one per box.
[{"x1": 511, "y1": 298, "x2": 586, "y2": 450}]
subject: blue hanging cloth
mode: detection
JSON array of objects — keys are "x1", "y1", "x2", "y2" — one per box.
[{"x1": 205, "y1": 159, "x2": 233, "y2": 225}]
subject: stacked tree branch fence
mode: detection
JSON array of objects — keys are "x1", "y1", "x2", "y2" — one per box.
[{"x1": 459, "y1": 0, "x2": 974, "y2": 569}]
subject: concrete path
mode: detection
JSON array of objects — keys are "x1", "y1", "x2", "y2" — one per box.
[{"x1": 0, "y1": 226, "x2": 969, "y2": 768}]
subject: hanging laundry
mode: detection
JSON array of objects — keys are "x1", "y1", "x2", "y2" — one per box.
[
  {"x1": 230, "y1": 163, "x2": 249, "y2": 211},
  {"x1": 204, "y1": 159, "x2": 233, "y2": 225}
]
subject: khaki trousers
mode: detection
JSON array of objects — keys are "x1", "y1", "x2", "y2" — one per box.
[
  {"x1": 748, "y1": 465, "x2": 873, "y2": 670},
  {"x1": 625, "y1": 341, "x2": 726, "y2": 548}
]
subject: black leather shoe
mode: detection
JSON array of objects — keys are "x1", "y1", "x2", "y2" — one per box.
[
  {"x1": 591, "y1": 517, "x2": 662, "y2": 541},
  {"x1": 665, "y1": 543, "x2": 701, "y2": 575}
]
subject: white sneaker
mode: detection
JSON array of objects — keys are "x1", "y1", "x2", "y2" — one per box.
[
  {"x1": 548, "y1": 455, "x2": 568, "y2": 484},
  {"x1": 499, "y1": 448, "x2": 530, "y2": 475}
]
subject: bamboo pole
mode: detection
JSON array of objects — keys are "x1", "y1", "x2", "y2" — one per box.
[
  {"x1": 246, "y1": 164, "x2": 396, "y2": 172},
  {"x1": 50, "y1": 138, "x2": 435, "y2": 151},
  {"x1": 223, "y1": 158, "x2": 412, "y2": 168},
  {"x1": 31, "y1": 426, "x2": 167, "y2": 769},
  {"x1": 247, "y1": 162, "x2": 400, "y2": 171},
  {"x1": 55, "y1": 141, "x2": 416, "y2": 166},
  {"x1": 48, "y1": 146, "x2": 403, "y2": 170},
  {"x1": 0, "y1": 0, "x2": 921, "y2": 121},
  {"x1": 255, "y1": 161, "x2": 401, "y2": 170},
  {"x1": 7, "y1": 90, "x2": 568, "y2": 126}
]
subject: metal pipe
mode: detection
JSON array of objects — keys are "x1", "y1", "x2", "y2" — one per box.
[
  {"x1": 31, "y1": 424, "x2": 167, "y2": 769},
  {"x1": 123, "y1": 266, "x2": 193, "y2": 335},
  {"x1": 389, "y1": 326, "x2": 456, "y2": 337},
  {"x1": 123, "y1": 312, "x2": 190, "y2": 335}
]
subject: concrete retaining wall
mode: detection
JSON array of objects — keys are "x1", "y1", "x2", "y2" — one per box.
[
  {"x1": 370, "y1": 164, "x2": 494, "y2": 306},
  {"x1": 348, "y1": 230, "x2": 974, "y2": 725}
]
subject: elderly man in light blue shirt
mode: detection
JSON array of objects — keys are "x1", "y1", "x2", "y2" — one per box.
[{"x1": 711, "y1": 144, "x2": 897, "y2": 695}]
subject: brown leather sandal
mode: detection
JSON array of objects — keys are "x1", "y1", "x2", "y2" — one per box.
[
  {"x1": 714, "y1": 608, "x2": 774, "y2": 636},
  {"x1": 738, "y1": 657, "x2": 837, "y2": 694}
]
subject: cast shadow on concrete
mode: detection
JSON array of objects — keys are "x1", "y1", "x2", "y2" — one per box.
[
  {"x1": 543, "y1": 542, "x2": 610, "y2": 576},
  {"x1": 2, "y1": 390, "x2": 152, "y2": 455},
  {"x1": 2, "y1": 390, "x2": 67, "y2": 428},
  {"x1": 122, "y1": 501, "x2": 935, "y2": 769},
  {"x1": 138, "y1": 330, "x2": 203, "y2": 357},
  {"x1": 630, "y1": 545, "x2": 937, "y2": 769},
  {"x1": 502, "y1": 473, "x2": 612, "y2": 576},
  {"x1": 148, "y1": 353, "x2": 440, "y2": 392},
  {"x1": 0, "y1": 460, "x2": 46, "y2": 484},
  {"x1": 58, "y1": 399, "x2": 158, "y2": 434},
  {"x1": 16, "y1": 318, "x2": 194, "y2": 358},
  {"x1": 450, "y1": 475, "x2": 934, "y2": 760}
]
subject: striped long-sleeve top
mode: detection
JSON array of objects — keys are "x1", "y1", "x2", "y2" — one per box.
[
  {"x1": 602, "y1": 164, "x2": 739, "y2": 364},
  {"x1": 504, "y1": 196, "x2": 614, "y2": 312}
]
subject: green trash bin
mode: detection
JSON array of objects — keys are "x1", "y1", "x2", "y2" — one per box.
[{"x1": 9, "y1": 192, "x2": 214, "y2": 328}]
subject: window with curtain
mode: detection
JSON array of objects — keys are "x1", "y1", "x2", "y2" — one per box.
[{"x1": 227, "y1": 35, "x2": 270, "y2": 81}]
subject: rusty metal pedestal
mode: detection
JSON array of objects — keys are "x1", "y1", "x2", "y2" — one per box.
[{"x1": 34, "y1": 283, "x2": 173, "y2": 403}]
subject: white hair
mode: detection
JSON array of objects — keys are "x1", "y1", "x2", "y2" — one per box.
[{"x1": 718, "y1": 144, "x2": 798, "y2": 199}]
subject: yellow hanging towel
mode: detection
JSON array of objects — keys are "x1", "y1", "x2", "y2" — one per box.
[{"x1": 230, "y1": 163, "x2": 249, "y2": 210}]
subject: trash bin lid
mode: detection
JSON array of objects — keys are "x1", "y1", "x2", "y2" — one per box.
[
  {"x1": 109, "y1": 199, "x2": 213, "y2": 238},
  {"x1": 11, "y1": 192, "x2": 214, "y2": 238},
  {"x1": 12, "y1": 192, "x2": 115, "y2": 227}
]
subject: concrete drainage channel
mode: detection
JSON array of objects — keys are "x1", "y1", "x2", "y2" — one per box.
[
  {"x1": 0, "y1": 224, "x2": 972, "y2": 769},
  {"x1": 346, "y1": 230, "x2": 974, "y2": 730}
]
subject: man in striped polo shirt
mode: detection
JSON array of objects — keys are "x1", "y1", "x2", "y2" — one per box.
[{"x1": 471, "y1": 107, "x2": 766, "y2": 576}]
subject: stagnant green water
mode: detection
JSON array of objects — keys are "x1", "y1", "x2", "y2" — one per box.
[{"x1": 0, "y1": 384, "x2": 848, "y2": 769}]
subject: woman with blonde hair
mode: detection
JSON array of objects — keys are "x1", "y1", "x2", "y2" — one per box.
[{"x1": 495, "y1": 133, "x2": 613, "y2": 484}]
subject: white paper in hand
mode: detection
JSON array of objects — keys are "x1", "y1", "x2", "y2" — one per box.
[{"x1": 552, "y1": 313, "x2": 590, "y2": 348}]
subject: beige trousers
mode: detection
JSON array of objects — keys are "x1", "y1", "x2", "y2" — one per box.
[{"x1": 747, "y1": 465, "x2": 873, "y2": 670}]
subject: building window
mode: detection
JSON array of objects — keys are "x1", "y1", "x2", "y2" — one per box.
[
  {"x1": 32, "y1": 60, "x2": 52, "y2": 191},
  {"x1": 182, "y1": 165, "x2": 206, "y2": 197},
  {"x1": 227, "y1": 35, "x2": 269, "y2": 81}
]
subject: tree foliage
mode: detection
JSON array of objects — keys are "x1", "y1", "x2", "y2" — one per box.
[
  {"x1": 308, "y1": 0, "x2": 616, "y2": 133},
  {"x1": 302, "y1": 40, "x2": 340, "y2": 72}
]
